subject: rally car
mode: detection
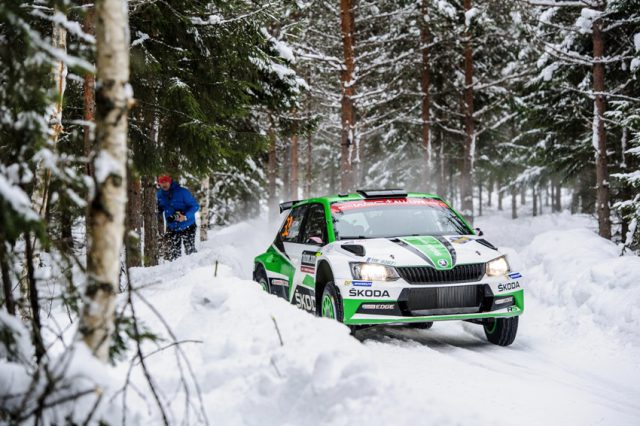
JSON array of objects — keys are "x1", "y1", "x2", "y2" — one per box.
[{"x1": 253, "y1": 189, "x2": 524, "y2": 346}]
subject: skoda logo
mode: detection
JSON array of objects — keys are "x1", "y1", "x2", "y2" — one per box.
[{"x1": 438, "y1": 259, "x2": 448, "y2": 267}]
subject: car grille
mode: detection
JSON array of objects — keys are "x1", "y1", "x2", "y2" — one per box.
[
  {"x1": 396, "y1": 264, "x2": 485, "y2": 284},
  {"x1": 399, "y1": 285, "x2": 483, "y2": 315}
]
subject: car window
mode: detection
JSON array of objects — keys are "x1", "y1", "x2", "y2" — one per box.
[
  {"x1": 331, "y1": 198, "x2": 471, "y2": 239},
  {"x1": 279, "y1": 205, "x2": 307, "y2": 243},
  {"x1": 301, "y1": 204, "x2": 327, "y2": 245}
]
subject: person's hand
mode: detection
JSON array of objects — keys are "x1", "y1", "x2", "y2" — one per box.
[{"x1": 177, "y1": 213, "x2": 187, "y2": 222}]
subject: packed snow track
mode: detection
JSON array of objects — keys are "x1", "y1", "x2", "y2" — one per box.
[{"x1": 124, "y1": 210, "x2": 640, "y2": 425}]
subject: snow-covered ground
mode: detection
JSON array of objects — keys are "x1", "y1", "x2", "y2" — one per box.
[{"x1": 114, "y1": 207, "x2": 640, "y2": 425}]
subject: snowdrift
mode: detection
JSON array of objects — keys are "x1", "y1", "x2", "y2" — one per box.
[{"x1": 523, "y1": 228, "x2": 640, "y2": 341}]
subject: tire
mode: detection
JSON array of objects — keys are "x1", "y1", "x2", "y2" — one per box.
[
  {"x1": 483, "y1": 316, "x2": 518, "y2": 346},
  {"x1": 255, "y1": 266, "x2": 270, "y2": 293},
  {"x1": 409, "y1": 322, "x2": 433, "y2": 330},
  {"x1": 321, "y1": 282, "x2": 357, "y2": 336}
]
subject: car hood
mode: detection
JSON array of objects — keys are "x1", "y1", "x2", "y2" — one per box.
[{"x1": 334, "y1": 235, "x2": 500, "y2": 268}]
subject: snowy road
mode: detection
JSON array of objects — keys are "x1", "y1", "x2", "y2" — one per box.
[{"x1": 125, "y1": 210, "x2": 640, "y2": 425}]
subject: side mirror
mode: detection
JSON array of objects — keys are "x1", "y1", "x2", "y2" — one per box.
[{"x1": 474, "y1": 227, "x2": 484, "y2": 236}]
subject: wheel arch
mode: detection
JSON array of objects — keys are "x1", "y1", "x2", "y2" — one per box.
[
  {"x1": 315, "y1": 259, "x2": 334, "y2": 314},
  {"x1": 253, "y1": 260, "x2": 267, "y2": 281}
]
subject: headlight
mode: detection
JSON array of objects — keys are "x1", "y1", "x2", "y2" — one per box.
[
  {"x1": 350, "y1": 263, "x2": 400, "y2": 281},
  {"x1": 486, "y1": 256, "x2": 510, "y2": 277}
]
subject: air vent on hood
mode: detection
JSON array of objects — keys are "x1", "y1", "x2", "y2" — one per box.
[{"x1": 341, "y1": 244, "x2": 366, "y2": 257}]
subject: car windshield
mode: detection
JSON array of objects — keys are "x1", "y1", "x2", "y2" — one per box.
[{"x1": 331, "y1": 198, "x2": 471, "y2": 239}]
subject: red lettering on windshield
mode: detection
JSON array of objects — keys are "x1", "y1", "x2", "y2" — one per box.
[{"x1": 331, "y1": 198, "x2": 447, "y2": 213}]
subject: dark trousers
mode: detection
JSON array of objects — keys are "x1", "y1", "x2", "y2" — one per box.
[{"x1": 166, "y1": 224, "x2": 197, "y2": 261}]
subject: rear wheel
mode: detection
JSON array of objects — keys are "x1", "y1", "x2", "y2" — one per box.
[
  {"x1": 321, "y1": 282, "x2": 357, "y2": 336},
  {"x1": 483, "y1": 316, "x2": 518, "y2": 346}
]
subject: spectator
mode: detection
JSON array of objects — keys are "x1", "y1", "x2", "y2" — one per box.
[{"x1": 157, "y1": 175, "x2": 200, "y2": 260}]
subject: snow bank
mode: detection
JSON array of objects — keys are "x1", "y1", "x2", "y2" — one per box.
[
  {"x1": 128, "y1": 261, "x2": 467, "y2": 425},
  {"x1": 116, "y1": 210, "x2": 640, "y2": 425},
  {"x1": 523, "y1": 228, "x2": 640, "y2": 340}
]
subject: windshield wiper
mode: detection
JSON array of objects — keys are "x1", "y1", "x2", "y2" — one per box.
[{"x1": 339, "y1": 235, "x2": 368, "y2": 240}]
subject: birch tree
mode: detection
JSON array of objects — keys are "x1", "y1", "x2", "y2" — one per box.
[{"x1": 80, "y1": 0, "x2": 131, "y2": 362}]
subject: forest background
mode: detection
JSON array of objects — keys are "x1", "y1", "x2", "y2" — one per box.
[{"x1": 0, "y1": 0, "x2": 639, "y2": 423}]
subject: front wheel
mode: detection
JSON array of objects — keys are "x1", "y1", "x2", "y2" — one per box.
[
  {"x1": 321, "y1": 282, "x2": 357, "y2": 336},
  {"x1": 483, "y1": 316, "x2": 518, "y2": 346},
  {"x1": 409, "y1": 322, "x2": 433, "y2": 330},
  {"x1": 255, "y1": 267, "x2": 269, "y2": 293}
]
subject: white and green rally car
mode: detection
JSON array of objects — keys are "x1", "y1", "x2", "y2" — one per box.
[{"x1": 253, "y1": 189, "x2": 524, "y2": 346}]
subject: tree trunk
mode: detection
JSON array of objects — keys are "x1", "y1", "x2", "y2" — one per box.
[
  {"x1": 125, "y1": 171, "x2": 142, "y2": 268},
  {"x1": 290, "y1": 134, "x2": 299, "y2": 200},
  {"x1": 511, "y1": 188, "x2": 517, "y2": 219},
  {"x1": 592, "y1": 13, "x2": 611, "y2": 239},
  {"x1": 545, "y1": 184, "x2": 550, "y2": 207},
  {"x1": 555, "y1": 181, "x2": 562, "y2": 212},
  {"x1": 487, "y1": 179, "x2": 492, "y2": 207},
  {"x1": 0, "y1": 238, "x2": 15, "y2": 316},
  {"x1": 436, "y1": 128, "x2": 446, "y2": 197},
  {"x1": 80, "y1": 0, "x2": 131, "y2": 362},
  {"x1": 82, "y1": 0, "x2": 96, "y2": 178},
  {"x1": 200, "y1": 176, "x2": 210, "y2": 241},
  {"x1": 142, "y1": 176, "x2": 158, "y2": 266},
  {"x1": 20, "y1": 9, "x2": 68, "y2": 322},
  {"x1": 283, "y1": 142, "x2": 290, "y2": 200},
  {"x1": 539, "y1": 192, "x2": 543, "y2": 216},
  {"x1": 477, "y1": 179, "x2": 482, "y2": 217},
  {"x1": 532, "y1": 186, "x2": 538, "y2": 217},
  {"x1": 267, "y1": 119, "x2": 278, "y2": 222},
  {"x1": 420, "y1": 0, "x2": 431, "y2": 185},
  {"x1": 339, "y1": 0, "x2": 356, "y2": 192},
  {"x1": 304, "y1": 132, "x2": 312, "y2": 198},
  {"x1": 521, "y1": 186, "x2": 526, "y2": 205},
  {"x1": 498, "y1": 183, "x2": 503, "y2": 211},
  {"x1": 460, "y1": 0, "x2": 474, "y2": 222},
  {"x1": 24, "y1": 235, "x2": 45, "y2": 362}
]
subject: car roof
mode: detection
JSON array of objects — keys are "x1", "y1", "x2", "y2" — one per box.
[{"x1": 293, "y1": 192, "x2": 444, "y2": 206}]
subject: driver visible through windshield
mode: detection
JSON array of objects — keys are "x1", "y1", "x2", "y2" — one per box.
[{"x1": 331, "y1": 198, "x2": 472, "y2": 240}]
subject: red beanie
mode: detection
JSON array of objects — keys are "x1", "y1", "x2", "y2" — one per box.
[{"x1": 157, "y1": 175, "x2": 172, "y2": 184}]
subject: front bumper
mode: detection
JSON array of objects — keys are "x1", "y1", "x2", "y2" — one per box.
[{"x1": 339, "y1": 276, "x2": 524, "y2": 326}]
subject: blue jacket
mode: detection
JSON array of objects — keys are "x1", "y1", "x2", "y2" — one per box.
[{"x1": 157, "y1": 182, "x2": 200, "y2": 231}]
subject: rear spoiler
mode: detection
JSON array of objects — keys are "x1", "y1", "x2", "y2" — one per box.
[{"x1": 279, "y1": 200, "x2": 300, "y2": 213}]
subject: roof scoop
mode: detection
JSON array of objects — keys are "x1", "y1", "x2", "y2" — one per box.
[{"x1": 356, "y1": 189, "x2": 407, "y2": 199}]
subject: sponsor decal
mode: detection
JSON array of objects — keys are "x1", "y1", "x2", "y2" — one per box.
[
  {"x1": 361, "y1": 303, "x2": 395, "y2": 310},
  {"x1": 292, "y1": 286, "x2": 316, "y2": 313},
  {"x1": 331, "y1": 198, "x2": 447, "y2": 213},
  {"x1": 301, "y1": 250, "x2": 318, "y2": 274},
  {"x1": 508, "y1": 272, "x2": 522, "y2": 279},
  {"x1": 364, "y1": 257, "x2": 396, "y2": 266},
  {"x1": 348, "y1": 289, "x2": 391, "y2": 298},
  {"x1": 449, "y1": 236, "x2": 471, "y2": 244},
  {"x1": 497, "y1": 281, "x2": 521, "y2": 292},
  {"x1": 352, "y1": 280, "x2": 372, "y2": 287},
  {"x1": 271, "y1": 279, "x2": 288, "y2": 287}
]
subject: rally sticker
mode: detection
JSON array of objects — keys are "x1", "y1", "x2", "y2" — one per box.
[{"x1": 331, "y1": 198, "x2": 447, "y2": 213}]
